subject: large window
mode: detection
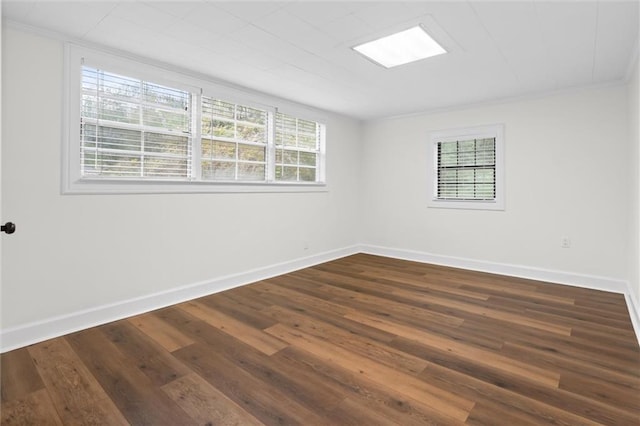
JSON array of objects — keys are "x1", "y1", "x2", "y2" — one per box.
[
  {"x1": 65, "y1": 45, "x2": 326, "y2": 194},
  {"x1": 427, "y1": 124, "x2": 504, "y2": 210}
]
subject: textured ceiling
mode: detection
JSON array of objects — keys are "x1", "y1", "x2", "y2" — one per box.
[{"x1": 3, "y1": 1, "x2": 639, "y2": 120}]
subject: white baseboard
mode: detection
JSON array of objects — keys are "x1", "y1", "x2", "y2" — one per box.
[
  {"x1": 3, "y1": 243, "x2": 639, "y2": 352},
  {"x1": 625, "y1": 287, "x2": 640, "y2": 345},
  {"x1": 359, "y1": 244, "x2": 639, "y2": 345},
  {"x1": 359, "y1": 244, "x2": 629, "y2": 293},
  {"x1": 0, "y1": 245, "x2": 360, "y2": 353}
]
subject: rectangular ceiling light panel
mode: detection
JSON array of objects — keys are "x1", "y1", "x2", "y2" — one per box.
[{"x1": 353, "y1": 25, "x2": 446, "y2": 68}]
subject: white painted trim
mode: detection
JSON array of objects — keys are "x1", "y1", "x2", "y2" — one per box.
[
  {"x1": 374, "y1": 79, "x2": 628, "y2": 123},
  {"x1": 64, "y1": 180, "x2": 329, "y2": 195},
  {"x1": 0, "y1": 245, "x2": 360, "y2": 353},
  {"x1": 427, "y1": 123, "x2": 505, "y2": 211},
  {"x1": 359, "y1": 244, "x2": 628, "y2": 293},
  {"x1": 62, "y1": 43, "x2": 328, "y2": 195},
  {"x1": 625, "y1": 285, "x2": 640, "y2": 345}
]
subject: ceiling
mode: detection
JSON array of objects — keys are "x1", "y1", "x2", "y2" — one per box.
[{"x1": 3, "y1": 1, "x2": 639, "y2": 120}]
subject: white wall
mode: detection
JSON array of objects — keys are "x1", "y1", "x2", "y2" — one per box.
[
  {"x1": 1, "y1": 27, "x2": 361, "y2": 330},
  {"x1": 2, "y1": 25, "x2": 637, "y2": 348},
  {"x1": 629, "y1": 57, "x2": 640, "y2": 311},
  {"x1": 360, "y1": 85, "x2": 630, "y2": 283}
]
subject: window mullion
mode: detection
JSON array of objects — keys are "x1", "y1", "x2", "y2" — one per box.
[
  {"x1": 266, "y1": 109, "x2": 276, "y2": 182},
  {"x1": 320, "y1": 124, "x2": 326, "y2": 182},
  {"x1": 192, "y1": 90, "x2": 202, "y2": 181},
  {"x1": 296, "y1": 118, "x2": 300, "y2": 182},
  {"x1": 474, "y1": 138, "x2": 477, "y2": 199},
  {"x1": 138, "y1": 78, "x2": 145, "y2": 178},
  {"x1": 456, "y1": 140, "x2": 460, "y2": 199},
  {"x1": 437, "y1": 142, "x2": 441, "y2": 198}
]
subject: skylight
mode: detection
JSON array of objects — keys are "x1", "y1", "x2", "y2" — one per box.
[{"x1": 353, "y1": 25, "x2": 446, "y2": 68}]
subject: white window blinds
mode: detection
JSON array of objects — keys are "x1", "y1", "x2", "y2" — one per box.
[
  {"x1": 70, "y1": 48, "x2": 327, "y2": 193},
  {"x1": 80, "y1": 67, "x2": 192, "y2": 179},
  {"x1": 436, "y1": 138, "x2": 496, "y2": 200},
  {"x1": 275, "y1": 112, "x2": 320, "y2": 182}
]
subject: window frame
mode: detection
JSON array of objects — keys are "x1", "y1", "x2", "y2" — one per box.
[
  {"x1": 427, "y1": 124, "x2": 505, "y2": 211},
  {"x1": 63, "y1": 44, "x2": 327, "y2": 194}
]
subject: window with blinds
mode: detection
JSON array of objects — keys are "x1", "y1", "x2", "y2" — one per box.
[
  {"x1": 80, "y1": 67, "x2": 192, "y2": 179},
  {"x1": 436, "y1": 138, "x2": 495, "y2": 200},
  {"x1": 201, "y1": 98, "x2": 268, "y2": 181},
  {"x1": 67, "y1": 45, "x2": 326, "y2": 193},
  {"x1": 428, "y1": 124, "x2": 504, "y2": 210},
  {"x1": 275, "y1": 112, "x2": 321, "y2": 182}
]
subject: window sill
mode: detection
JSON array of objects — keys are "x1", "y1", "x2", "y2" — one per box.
[
  {"x1": 427, "y1": 198, "x2": 504, "y2": 211},
  {"x1": 63, "y1": 178, "x2": 328, "y2": 195}
]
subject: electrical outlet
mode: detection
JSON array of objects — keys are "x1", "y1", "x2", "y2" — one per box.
[{"x1": 561, "y1": 237, "x2": 571, "y2": 248}]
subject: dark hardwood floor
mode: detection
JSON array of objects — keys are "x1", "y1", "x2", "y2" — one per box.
[{"x1": 2, "y1": 254, "x2": 639, "y2": 425}]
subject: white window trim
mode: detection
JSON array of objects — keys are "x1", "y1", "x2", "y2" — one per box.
[
  {"x1": 62, "y1": 43, "x2": 327, "y2": 194},
  {"x1": 427, "y1": 124, "x2": 505, "y2": 211}
]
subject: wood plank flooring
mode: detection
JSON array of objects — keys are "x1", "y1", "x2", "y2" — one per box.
[{"x1": 2, "y1": 254, "x2": 639, "y2": 425}]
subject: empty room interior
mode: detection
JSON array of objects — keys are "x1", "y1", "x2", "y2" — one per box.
[{"x1": 1, "y1": 0, "x2": 640, "y2": 424}]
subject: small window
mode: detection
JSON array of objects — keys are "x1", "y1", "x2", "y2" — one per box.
[{"x1": 427, "y1": 124, "x2": 504, "y2": 210}]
